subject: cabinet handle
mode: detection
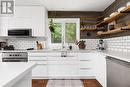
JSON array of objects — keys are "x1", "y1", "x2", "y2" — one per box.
[
  {"x1": 80, "y1": 68, "x2": 91, "y2": 70},
  {"x1": 80, "y1": 60, "x2": 90, "y2": 61},
  {"x1": 29, "y1": 56, "x2": 47, "y2": 57},
  {"x1": 29, "y1": 60, "x2": 48, "y2": 61},
  {"x1": 37, "y1": 64, "x2": 47, "y2": 65}
]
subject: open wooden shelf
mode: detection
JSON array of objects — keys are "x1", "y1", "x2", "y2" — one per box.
[
  {"x1": 96, "y1": 6, "x2": 130, "y2": 27},
  {"x1": 80, "y1": 28, "x2": 97, "y2": 31},
  {"x1": 97, "y1": 25, "x2": 130, "y2": 36}
]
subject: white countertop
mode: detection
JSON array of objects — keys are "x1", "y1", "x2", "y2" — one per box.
[
  {"x1": 28, "y1": 49, "x2": 130, "y2": 62},
  {"x1": 99, "y1": 50, "x2": 130, "y2": 62},
  {"x1": 0, "y1": 62, "x2": 36, "y2": 87},
  {"x1": 0, "y1": 49, "x2": 95, "y2": 53},
  {"x1": 0, "y1": 49, "x2": 130, "y2": 62}
]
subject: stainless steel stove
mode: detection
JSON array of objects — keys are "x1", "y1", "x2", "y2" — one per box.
[{"x1": 2, "y1": 52, "x2": 28, "y2": 62}]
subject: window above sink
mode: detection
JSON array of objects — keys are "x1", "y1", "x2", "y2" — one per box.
[{"x1": 48, "y1": 18, "x2": 80, "y2": 49}]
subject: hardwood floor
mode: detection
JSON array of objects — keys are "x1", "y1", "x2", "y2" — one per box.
[
  {"x1": 32, "y1": 79, "x2": 102, "y2": 87},
  {"x1": 82, "y1": 79, "x2": 102, "y2": 87},
  {"x1": 32, "y1": 79, "x2": 48, "y2": 87}
]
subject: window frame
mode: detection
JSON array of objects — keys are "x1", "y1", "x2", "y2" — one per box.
[{"x1": 49, "y1": 18, "x2": 80, "y2": 48}]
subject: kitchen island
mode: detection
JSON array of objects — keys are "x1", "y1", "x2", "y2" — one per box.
[{"x1": 0, "y1": 62, "x2": 36, "y2": 87}]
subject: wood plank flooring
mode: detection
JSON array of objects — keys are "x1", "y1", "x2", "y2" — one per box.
[{"x1": 32, "y1": 79, "x2": 102, "y2": 87}]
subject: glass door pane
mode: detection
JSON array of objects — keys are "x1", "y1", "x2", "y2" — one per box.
[
  {"x1": 51, "y1": 23, "x2": 62, "y2": 43},
  {"x1": 65, "y1": 23, "x2": 76, "y2": 43}
]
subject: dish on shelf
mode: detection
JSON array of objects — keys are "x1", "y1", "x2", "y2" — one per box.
[
  {"x1": 127, "y1": 1, "x2": 130, "y2": 7},
  {"x1": 117, "y1": 7, "x2": 126, "y2": 12},
  {"x1": 97, "y1": 31, "x2": 103, "y2": 35},
  {"x1": 109, "y1": 12, "x2": 118, "y2": 17},
  {"x1": 104, "y1": 17, "x2": 110, "y2": 21}
]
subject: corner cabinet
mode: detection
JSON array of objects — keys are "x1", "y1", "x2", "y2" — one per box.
[{"x1": 0, "y1": 6, "x2": 47, "y2": 37}]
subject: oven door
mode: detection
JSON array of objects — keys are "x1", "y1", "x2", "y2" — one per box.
[{"x1": 2, "y1": 58, "x2": 28, "y2": 62}]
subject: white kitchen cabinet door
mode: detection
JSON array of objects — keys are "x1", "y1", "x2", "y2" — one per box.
[
  {"x1": 78, "y1": 53, "x2": 95, "y2": 77},
  {"x1": 78, "y1": 53, "x2": 94, "y2": 61},
  {"x1": 79, "y1": 69, "x2": 94, "y2": 76},
  {"x1": 8, "y1": 6, "x2": 32, "y2": 29},
  {"x1": 0, "y1": 17, "x2": 8, "y2": 36},
  {"x1": 14, "y1": 6, "x2": 31, "y2": 18},
  {"x1": 28, "y1": 52, "x2": 48, "y2": 79},
  {"x1": 48, "y1": 52, "x2": 78, "y2": 78},
  {"x1": 6, "y1": 6, "x2": 47, "y2": 37},
  {"x1": 32, "y1": 61, "x2": 48, "y2": 79},
  {"x1": 48, "y1": 64, "x2": 78, "y2": 79},
  {"x1": 32, "y1": 65, "x2": 48, "y2": 78},
  {"x1": 94, "y1": 52, "x2": 106, "y2": 87},
  {"x1": 8, "y1": 17, "x2": 32, "y2": 29},
  {"x1": 31, "y1": 6, "x2": 47, "y2": 37},
  {"x1": 0, "y1": 53, "x2": 2, "y2": 62}
]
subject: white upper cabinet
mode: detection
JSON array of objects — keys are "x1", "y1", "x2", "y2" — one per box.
[
  {"x1": 30, "y1": 6, "x2": 47, "y2": 37},
  {"x1": 2, "y1": 6, "x2": 47, "y2": 37},
  {"x1": 8, "y1": 6, "x2": 32, "y2": 29},
  {"x1": 0, "y1": 17, "x2": 8, "y2": 36}
]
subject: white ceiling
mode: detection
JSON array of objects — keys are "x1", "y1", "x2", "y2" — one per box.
[{"x1": 15, "y1": 0, "x2": 115, "y2": 11}]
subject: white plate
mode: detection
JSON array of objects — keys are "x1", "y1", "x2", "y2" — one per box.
[
  {"x1": 127, "y1": 1, "x2": 130, "y2": 7},
  {"x1": 110, "y1": 12, "x2": 118, "y2": 17},
  {"x1": 104, "y1": 17, "x2": 110, "y2": 21},
  {"x1": 118, "y1": 7, "x2": 126, "y2": 12}
]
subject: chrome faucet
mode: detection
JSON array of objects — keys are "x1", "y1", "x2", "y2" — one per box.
[{"x1": 61, "y1": 35, "x2": 67, "y2": 57}]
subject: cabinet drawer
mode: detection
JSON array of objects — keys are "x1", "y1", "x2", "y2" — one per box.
[
  {"x1": 32, "y1": 65, "x2": 48, "y2": 77},
  {"x1": 29, "y1": 57, "x2": 48, "y2": 61},
  {"x1": 29, "y1": 61, "x2": 48, "y2": 65},
  {"x1": 48, "y1": 65, "x2": 78, "y2": 76},
  {"x1": 67, "y1": 53, "x2": 78, "y2": 57},
  {"x1": 78, "y1": 53, "x2": 93, "y2": 60},
  {"x1": 48, "y1": 53, "x2": 61, "y2": 57},
  {"x1": 79, "y1": 61, "x2": 93, "y2": 68},
  {"x1": 48, "y1": 57, "x2": 61, "y2": 61},
  {"x1": 62, "y1": 57, "x2": 77, "y2": 61},
  {"x1": 48, "y1": 61, "x2": 78, "y2": 65},
  {"x1": 28, "y1": 53, "x2": 48, "y2": 57},
  {"x1": 79, "y1": 69, "x2": 94, "y2": 76}
]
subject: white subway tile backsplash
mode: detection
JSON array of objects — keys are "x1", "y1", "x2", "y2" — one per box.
[
  {"x1": 80, "y1": 39, "x2": 99, "y2": 49},
  {"x1": 105, "y1": 36, "x2": 130, "y2": 52},
  {"x1": 7, "y1": 38, "x2": 46, "y2": 50},
  {"x1": 5, "y1": 38, "x2": 99, "y2": 50}
]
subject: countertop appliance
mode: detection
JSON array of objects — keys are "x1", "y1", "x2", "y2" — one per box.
[
  {"x1": 2, "y1": 52, "x2": 28, "y2": 62},
  {"x1": 8, "y1": 29, "x2": 32, "y2": 37},
  {"x1": 98, "y1": 39, "x2": 105, "y2": 50}
]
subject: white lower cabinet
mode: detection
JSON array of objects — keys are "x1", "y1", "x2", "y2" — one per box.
[
  {"x1": 78, "y1": 53, "x2": 95, "y2": 77},
  {"x1": 94, "y1": 52, "x2": 106, "y2": 87},
  {"x1": 32, "y1": 61, "x2": 48, "y2": 78},
  {"x1": 48, "y1": 53, "x2": 78, "y2": 79},
  {"x1": 28, "y1": 53, "x2": 48, "y2": 79},
  {"x1": 48, "y1": 64, "x2": 78, "y2": 79},
  {"x1": 28, "y1": 52, "x2": 106, "y2": 87}
]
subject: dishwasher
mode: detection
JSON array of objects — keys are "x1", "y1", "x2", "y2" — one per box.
[{"x1": 106, "y1": 56, "x2": 130, "y2": 87}]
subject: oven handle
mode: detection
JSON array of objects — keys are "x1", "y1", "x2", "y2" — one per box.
[{"x1": 2, "y1": 58, "x2": 28, "y2": 62}]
